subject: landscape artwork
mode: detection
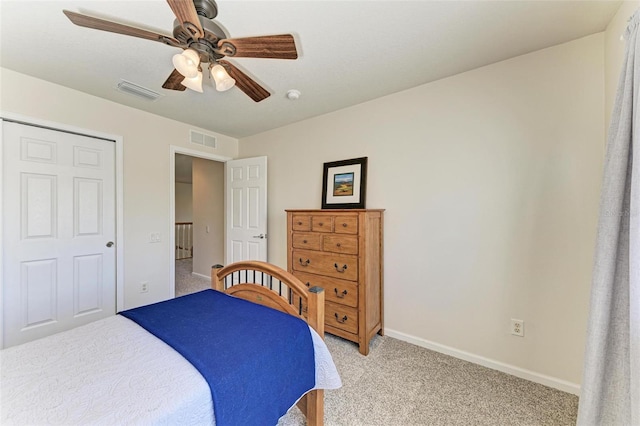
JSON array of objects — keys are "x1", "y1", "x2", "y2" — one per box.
[
  {"x1": 321, "y1": 157, "x2": 367, "y2": 209},
  {"x1": 333, "y1": 172, "x2": 354, "y2": 196}
]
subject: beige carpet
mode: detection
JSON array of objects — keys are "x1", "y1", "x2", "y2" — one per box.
[
  {"x1": 279, "y1": 334, "x2": 578, "y2": 426},
  {"x1": 175, "y1": 259, "x2": 579, "y2": 425},
  {"x1": 175, "y1": 258, "x2": 211, "y2": 297}
]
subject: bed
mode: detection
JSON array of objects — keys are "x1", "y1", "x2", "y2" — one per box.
[{"x1": 0, "y1": 261, "x2": 341, "y2": 425}]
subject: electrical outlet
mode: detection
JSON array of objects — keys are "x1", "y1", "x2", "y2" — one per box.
[
  {"x1": 140, "y1": 281, "x2": 149, "y2": 293},
  {"x1": 149, "y1": 232, "x2": 161, "y2": 243},
  {"x1": 511, "y1": 319, "x2": 524, "y2": 337}
]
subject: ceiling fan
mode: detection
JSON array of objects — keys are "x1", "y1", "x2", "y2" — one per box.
[{"x1": 63, "y1": 0, "x2": 298, "y2": 102}]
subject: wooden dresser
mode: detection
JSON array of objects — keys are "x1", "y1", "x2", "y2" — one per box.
[{"x1": 286, "y1": 209, "x2": 384, "y2": 355}]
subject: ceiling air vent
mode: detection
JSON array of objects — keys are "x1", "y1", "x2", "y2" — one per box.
[
  {"x1": 116, "y1": 80, "x2": 163, "y2": 101},
  {"x1": 190, "y1": 130, "x2": 217, "y2": 149}
]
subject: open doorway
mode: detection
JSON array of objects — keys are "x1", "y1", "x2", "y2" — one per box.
[{"x1": 174, "y1": 153, "x2": 225, "y2": 297}]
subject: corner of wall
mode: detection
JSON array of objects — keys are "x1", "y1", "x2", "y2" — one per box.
[{"x1": 604, "y1": 2, "x2": 640, "y2": 132}]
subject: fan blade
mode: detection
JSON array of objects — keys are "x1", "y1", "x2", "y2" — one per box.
[
  {"x1": 63, "y1": 10, "x2": 180, "y2": 45},
  {"x1": 162, "y1": 69, "x2": 187, "y2": 91},
  {"x1": 166, "y1": 0, "x2": 204, "y2": 39},
  {"x1": 218, "y1": 35, "x2": 298, "y2": 59},
  {"x1": 219, "y1": 60, "x2": 270, "y2": 102}
]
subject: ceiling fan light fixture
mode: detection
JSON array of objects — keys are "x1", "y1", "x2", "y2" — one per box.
[
  {"x1": 181, "y1": 70, "x2": 204, "y2": 93},
  {"x1": 173, "y1": 48, "x2": 200, "y2": 78},
  {"x1": 211, "y1": 64, "x2": 236, "y2": 92}
]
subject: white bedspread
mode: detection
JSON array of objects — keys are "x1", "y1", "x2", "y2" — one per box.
[{"x1": 0, "y1": 315, "x2": 341, "y2": 425}]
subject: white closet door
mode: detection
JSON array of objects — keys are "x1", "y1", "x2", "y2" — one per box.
[{"x1": 2, "y1": 121, "x2": 116, "y2": 348}]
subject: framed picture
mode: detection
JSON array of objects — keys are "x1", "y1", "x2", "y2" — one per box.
[{"x1": 321, "y1": 157, "x2": 367, "y2": 209}]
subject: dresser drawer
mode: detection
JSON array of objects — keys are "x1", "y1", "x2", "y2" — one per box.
[
  {"x1": 292, "y1": 215, "x2": 311, "y2": 231},
  {"x1": 323, "y1": 235, "x2": 358, "y2": 255},
  {"x1": 333, "y1": 216, "x2": 358, "y2": 234},
  {"x1": 292, "y1": 249, "x2": 358, "y2": 281},
  {"x1": 293, "y1": 271, "x2": 358, "y2": 308},
  {"x1": 311, "y1": 216, "x2": 334, "y2": 232},
  {"x1": 292, "y1": 233, "x2": 321, "y2": 251},
  {"x1": 326, "y1": 302, "x2": 358, "y2": 334}
]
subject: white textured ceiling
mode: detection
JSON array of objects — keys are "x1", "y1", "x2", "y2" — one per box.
[{"x1": 0, "y1": 1, "x2": 622, "y2": 138}]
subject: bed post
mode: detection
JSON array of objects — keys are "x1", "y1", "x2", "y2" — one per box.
[
  {"x1": 304, "y1": 389, "x2": 324, "y2": 426},
  {"x1": 212, "y1": 265, "x2": 224, "y2": 291},
  {"x1": 307, "y1": 286, "x2": 325, "y2": 337},
  {"x1": 306, "y1": 286, "x2": 325, "y2": 425}
]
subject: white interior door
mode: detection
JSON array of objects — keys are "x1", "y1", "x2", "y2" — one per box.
[
  {"x1": 225, "y1": 156, "x2": 267, "y2": 264},
  {"x1": 2, "y1": 121, "x2": 116, "y2": 348}
]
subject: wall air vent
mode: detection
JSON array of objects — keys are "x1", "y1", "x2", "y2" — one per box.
[
  {"x1": 116, "y1": 80, "x2": 163, "y2": 101},
  {"x1": 190, "y1": 130, "x2": 217, "y2": 149}
]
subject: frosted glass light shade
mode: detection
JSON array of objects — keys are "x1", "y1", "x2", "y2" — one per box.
[
  {"x1": 172, "y1": 49, "x2": 200, "y2": 78},
  {"x1": 210, "y1": 64, "x2": 236, "y2": 92},
  {"x1": 181, "y1": 71, "x2": 203, "y2": 93}
]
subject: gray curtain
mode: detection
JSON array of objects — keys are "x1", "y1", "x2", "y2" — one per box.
[{"x1": 577, "y1": 10, "x2": 639, "y2": 426}]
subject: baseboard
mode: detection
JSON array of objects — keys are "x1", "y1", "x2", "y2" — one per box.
[
  {"x1": 384, "y1": 328, "x2": 580, "y2": 396},
  {"x1": 191, "y1": 271, "x2": 210, "y2": 281}
]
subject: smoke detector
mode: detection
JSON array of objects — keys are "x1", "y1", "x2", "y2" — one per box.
[{"x1": 286, "y1": 89, "x2": 301, "y2": 100}]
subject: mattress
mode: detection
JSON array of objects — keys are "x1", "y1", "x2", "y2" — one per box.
[{"x1": 0, "y1": 314, "x2": 341, "y2": 425}]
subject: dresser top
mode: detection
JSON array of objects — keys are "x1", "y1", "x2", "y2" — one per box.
[{"x1": 286, "y1": 209, "x2": 385, "y2": 213}]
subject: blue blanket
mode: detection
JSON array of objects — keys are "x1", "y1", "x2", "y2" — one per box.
[{"x1": 120, "y1": 289, "x2": 315, "y2": 426}]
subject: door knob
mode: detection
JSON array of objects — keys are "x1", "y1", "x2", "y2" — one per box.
[
  {"x1": 106, "y1": 241, "x2": 114, "y2": 247},
  {"x1": 252, "y1": 234, "x2": 266, "y2": 239}
]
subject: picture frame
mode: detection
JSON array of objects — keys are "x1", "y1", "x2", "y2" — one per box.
[{"x1": 321, "y1": 157, "x2": 368, "y2": 209}]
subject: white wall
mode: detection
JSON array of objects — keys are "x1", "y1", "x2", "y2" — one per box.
[
  {"x1": 175, "y1": 182, "x2": 193, "y2": 223},
  {"x1": 0, "y1": 68, "x2": 238, "y2": 309},
  {"x1": 192, "y1": 158, "x2": 224, "y2": 277},
  {"x1": 239, "y1": 34, "x2": 605, "y2": 390}
]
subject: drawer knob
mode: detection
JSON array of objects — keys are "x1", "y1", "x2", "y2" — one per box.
[
  {"x1": 334, "y1": 288, "x2": 348, "y2": 298},
  {"x1": 334, "y1": 313, "x2": 348, "y2": 324},
  {"x1": 318, "y1": 222, "x2": 324, "y2": 226},
  {"x1": 297, "y1": 221, "x2": 303, "y2": 225},
  {"x1": 303, "y1": 239, "x2": 308, "y2": 244},
  {"x1": 336, "y1": 243, "x2": 341, "y2": 247},
  {"x1": 342, "y1": 223, "x2": 348, "y2": 227},
  {"x1": 299, "y1": 258, "x2": 310, "y2": 266},
  {"x1": 305, "y1": 282, "x2": 311, "y2": 287},
  {"x1": 334, "y1": 263, "x2": 348, "y2": 273}
]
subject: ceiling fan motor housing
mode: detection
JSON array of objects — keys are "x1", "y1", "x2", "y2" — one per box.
[
  {"x1": 173, "y1": 16, "x2": 228, "y2": 63},
  {"x1": 193, "y1": 0, "x2": 218, "y2": 19}
]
